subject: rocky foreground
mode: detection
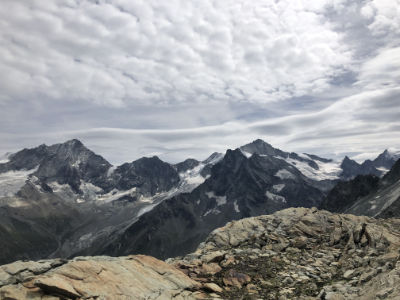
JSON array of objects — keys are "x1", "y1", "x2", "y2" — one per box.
[{"x1": 1, "y1": 208, "x2": 400, "y2": 299}]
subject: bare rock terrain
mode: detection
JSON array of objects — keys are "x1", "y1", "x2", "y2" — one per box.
[
  {"x1": 170, "y1": 207, "x2": 400, "y2": 299},
  {"x1": 2, "y1": 207, "x2": 400, "y2": 299}
]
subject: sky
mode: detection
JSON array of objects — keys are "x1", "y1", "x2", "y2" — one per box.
[{"x1": 0, "y1": 0, "x2": 399, "y2": 164}]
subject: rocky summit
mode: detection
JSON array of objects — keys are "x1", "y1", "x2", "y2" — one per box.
[{"x1": 1, "y1": 208, "x2": 400, "y2": 299}]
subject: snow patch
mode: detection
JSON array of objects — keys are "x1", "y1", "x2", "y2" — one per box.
[
  {"x1": 138, "y1": 194, "x2": 156, "y2": 203},
  {"x1": 97, "y1": 187, "x2": 137, "y2": 203},
  {"x1": 0, "y1": 153, "x2": 11, "y2": 164},
  {"x1": 72, "y1": 159, "x2": 82, "y2": 168},
  {"x1": 272, "y1": 184, "x2": 285, "y2": 193},
  {"x1": 280, "y1": 156, "x2": 341, "y2": 181},
  {"x1": 206, "y1": 191, "x2": 227, "y2": 206},
  {"x1": 266, "y1": 191, "x2": 286, "y2": 203},
  {"x1": 79, "y1": 233, "x2": 93, "y2": 241},
  {"x1": 0, "y1": 198, "x2": 29, "y2": 208},
  {"x1": 275, "y1": 169, "x2": 296, "y2": 180},
  {"x1": 240, "y1": 150, "x2": 252, "y2": 158},
  {"x1": 178, "y1": 163, "x2": 206, "y2": 193},
  {"x1": 234, "y1": 201, "x2": 240, "y2": 213},
  {"x1": 298, "y1": 153, "x2": 311, "y2": 160},
  {"x1": 0, "y1": 167, "x2": 38, "y2": 197},
  {"x1": 48, "y1": 181, "x2": 77, "y2": 201},
  {"x1": 177, "y1": 153, "x2": 224, "y2": 194},
  {"x1": 137, "y1": 203, "x2": 157, "y2": 218},
  {"x1": 107, "y1": 166, "x2": 117, "y2": 177},
  {"x1": 203, "y1": 208, "x2": 221, "y2": 217},
  {"x1": 80, "y1": 181, "x2": 103, "y2": 201},
  {"x1": 386, "y1": 149, "x2": 400, "y2": 160},
  {"x1": 377, "y1": 167, "x2": 389, "y2": 174},
  {"x1": 205, "y1": 153, "x2": 225, "y2": 164}
]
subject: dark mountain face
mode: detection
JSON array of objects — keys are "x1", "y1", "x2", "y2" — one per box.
[
  {"x1": 174, "y1": 159, "x2": 200, "y2": 173},
  {"x1": 109, "y1": 156, "x2": 180, "y2": 195},
  {"x1": 0, "y1": 144, "x2": 50, "y2": 171},
  {"x1": 92, "y1": 148, "x2": 328, "y2": 259},
  {"x1": 322, "y1": 158, "x2": 400, "y2": 218},
  {"x1": 339, "y1": 149, "x2": 399, "y2": 180},
  {"x1": 340, "y1": 156, "x2": 362, "y2": 179},
  {"x1": 319, "y1": 175, "x2": 380, "y2": 213},
  {"x1": 0, "y1": 139, "x2": 112, "y2": 193},
  {"x1": 381, "y1": 158, "x2": 400, "y2": 186},
  {"x1": 374, "y1": 150, "x2": 400, "y2": 170}
]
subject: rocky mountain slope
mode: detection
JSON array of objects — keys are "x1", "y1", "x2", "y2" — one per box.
[
  {"x1": 1, "y1": 208, "x2": 400, "y2": 299},
  {"x1": 319, "y1": 175, "x2": 380, "y2": 213},
  {"x1": 93, "y1": 140, "x2": 398, "y2": 260},
  {"x1": 0, "y1": 140, "x2": 222, "y2": 265},
  {"x1": 321, "y1": 158, "x2": 400, "y2": 218},
  {"x1": 0, "y1": 139, "x2": 397, "y2": 264},
  {"x1": 94, "y1": 147, "x2": 331, "y2": 260},
  {"x1": 339, "y1": 149, "x2": 400, "y2": 179}
]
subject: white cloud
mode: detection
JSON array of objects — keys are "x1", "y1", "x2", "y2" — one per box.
[
  {"x1": 0, "y1": 0, "x2": 399, "y2": 164},
  {"x1": 361, "y1": 0, "x2": 400, "y2": 37},
  {"x1": 0, "y1": 0, "x2": 352, "y2": 106},
  {"x1": 356, "y1": 47, "x2": 400, "y2": 90}
]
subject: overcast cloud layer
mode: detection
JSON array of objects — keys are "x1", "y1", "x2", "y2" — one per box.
[{"x1": 0, "y1": 0, "x2": 399, "y2": 164}]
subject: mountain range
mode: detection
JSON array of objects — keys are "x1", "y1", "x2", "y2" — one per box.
[
  {"x1": 0, "y1": 138, "x2": 399, "y2": 264},
  {"x1": 321, "y1": 158, "x2": 400, "y2": 218}
]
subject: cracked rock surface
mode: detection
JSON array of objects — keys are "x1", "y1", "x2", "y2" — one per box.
[
  {"x1": 0, "y1": 255, "x2": 205, "y2": 299},
  {"x1": 169, "y1": 207, "x2": 400, "y2": 299}
]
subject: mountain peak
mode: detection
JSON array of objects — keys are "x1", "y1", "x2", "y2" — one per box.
[
  {"x1": 372, "y1": 149, "x2": 400, "y2": 170},
  {"x1": 203, "y1": 152, "x2": 224, "y2": 165},
  {"x1": 249, "y1": 138, "x2": 272, "y2": 147},
  {"x1": 64, "y1": 139, "x2": 84, "y2": 146},
  {"x1": 240, "y1": 139, "x2": 284, "y2": 157}
]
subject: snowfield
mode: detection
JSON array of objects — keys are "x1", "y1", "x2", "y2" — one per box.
[{"x1": 0, "y1": 167, "x2": 38, "y2": 197}]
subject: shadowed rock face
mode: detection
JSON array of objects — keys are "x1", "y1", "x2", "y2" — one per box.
[
  {"x1": 0, "y1": 139, "x2": 112, "y2": 192},
  {"x1": 2, "y1": 208, "x2": 400, "y2": 300},
  {"x1": 323, "y1": 159, "x2": 400, "y2": 218},
  {"x1": 319, "y1": 174, "x2": 380, "y2": 213},
  {"x1": 339, "y1": 149, "x2": 399, "y2": 180},
  {"x1": 110, "y1": 156, "x2": 181, "y2": 194},
  {"x1": 92, "y1": 149, "x2": 328, "y2": 260}
]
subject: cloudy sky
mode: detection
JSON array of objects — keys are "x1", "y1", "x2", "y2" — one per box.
[{"x1": 0, "y1": 0, "x2": 399, "y2": 164}]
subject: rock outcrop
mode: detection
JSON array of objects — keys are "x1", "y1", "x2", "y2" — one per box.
[
  {"x1": 2, "y1": 208, "x2": 400, "y2": 299},
  {"x1": 170, "y1": 207, "x2": 400, "y2": 299},
  {"x1": 0, "y1": 255, "x2": 205, "y2": 300}
]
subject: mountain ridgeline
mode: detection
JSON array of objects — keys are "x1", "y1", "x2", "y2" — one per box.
[
  {"x1": 321, "y1": 158, "x2": 400, "y2": 218},
  {"x1": 0, "y1": 138, "x2": 399, "y2": 264}
]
